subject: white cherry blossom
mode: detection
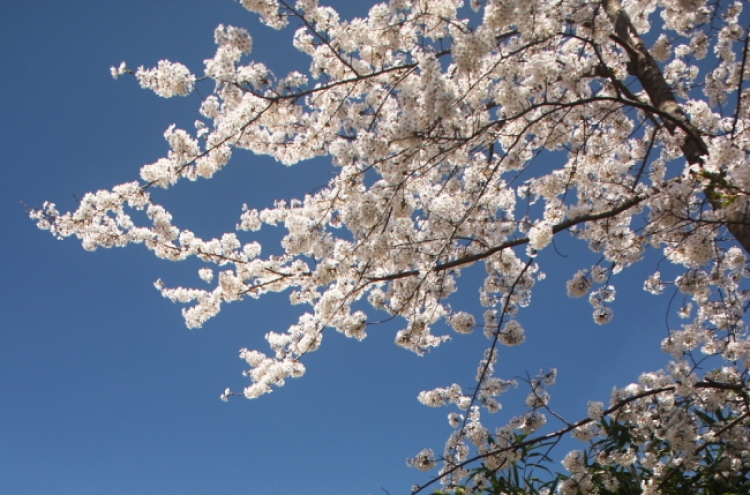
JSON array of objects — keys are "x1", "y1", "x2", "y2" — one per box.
[{"x1": 31, "y1": 0, "x2": 750, "y2": 492}]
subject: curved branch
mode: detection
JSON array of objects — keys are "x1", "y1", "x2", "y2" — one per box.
[{"x1": 367, "y1": 191, "x2": 650, "y2": 282}]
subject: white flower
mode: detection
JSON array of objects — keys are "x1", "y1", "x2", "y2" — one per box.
[
  {"x1": 110, "y1": 61, "x2": 129, "y2": 80},
  {"x1": 499, "y1": 320, "x2": 525, "y2": 346},
  {"x1": 643, "y1": 272, "x2": 664, "y2": 294},
  {"x1": 562, "y1": 450, "x2": 586, "y2": 473},
  {"x1": 675, "y1": 270, "x2": 709, "y2": 295},
  {"x1": 447, "y1": 312, "x2": 476, "y2": 334},
  {"x1": 587, "y1": 401, "x2": 604, "y2": 419},
  {"x1": 407, "y1": 449, "x2": 436, "y2": 471},
  {"x1": 592, "y1": 307, "x2": 614, "y2": 325},
  {"x1": 198, "y1": 267, "x2": 214, "y2": 283},
  {"x1": 525, "y1": 390, "x2": 549, "y2": 408},
  {"x1": 214, "y1": 24, "x2": 253, "y2": 54},
  {"x1": 567, "y1": 270, "x2": 592, "y2": 298},
  {"x1": 652, "y1": 34, "x2": 671, "y2": 62},
  {"x1": 528, "y1": 222, "x2": 553, "y2": 252},
  {"x1": 448, "y1": 412, "x2": 463, "y2": 427},
  {"x1": 135, "y1": 60, "x2": 195, "y2": 98},
  {"x1": 220, "y1": 387, "x2": 231, "y2": 402},
  {"x1": 572, "y1": 423, "x2": 599, "y2": 442},
  {"x1": 517, "y1": 411, "x2": 546, "y2": 433}
]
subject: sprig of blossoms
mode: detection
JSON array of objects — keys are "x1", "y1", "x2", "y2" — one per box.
[
  {"x1": 135, "y1": 60, "x2": 195, "y2": 98},
  {"x1": 110, "y1": 61, "x2": 130, "y2": 79}
]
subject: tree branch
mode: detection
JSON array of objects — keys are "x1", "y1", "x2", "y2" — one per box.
[
  {"x1": 366, "y1": 192, "x2": 649, "y2": 283},
  {"x1": 602, "y1": 0, "x2": 750, "y2": 254}
]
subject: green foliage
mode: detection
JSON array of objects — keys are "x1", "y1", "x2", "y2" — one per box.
[{"x1": 435, "y1": 391, "x2": 750, "y2": 495}]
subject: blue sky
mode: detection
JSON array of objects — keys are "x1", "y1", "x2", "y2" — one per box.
[{"x1": 1, "y1": 2, "x2": 683, "y2": 494}]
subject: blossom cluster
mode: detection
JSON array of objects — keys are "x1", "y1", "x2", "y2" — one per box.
[{"x1": 31, "y1": 0, "x2": 750, "y2": 491}]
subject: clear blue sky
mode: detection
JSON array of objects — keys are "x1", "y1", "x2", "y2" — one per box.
[{"x1": 1, "y1": 2, "x2": 680, "y2": 494}]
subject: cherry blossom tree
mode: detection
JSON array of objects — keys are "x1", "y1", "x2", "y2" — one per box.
[{"x1": 31, "y1": 0, "x2": 750, "y2": 493}]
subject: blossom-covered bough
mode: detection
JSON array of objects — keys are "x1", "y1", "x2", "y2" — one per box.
[{"x1": 31, "y1": 0, "x2": 750, "y2": 493}]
